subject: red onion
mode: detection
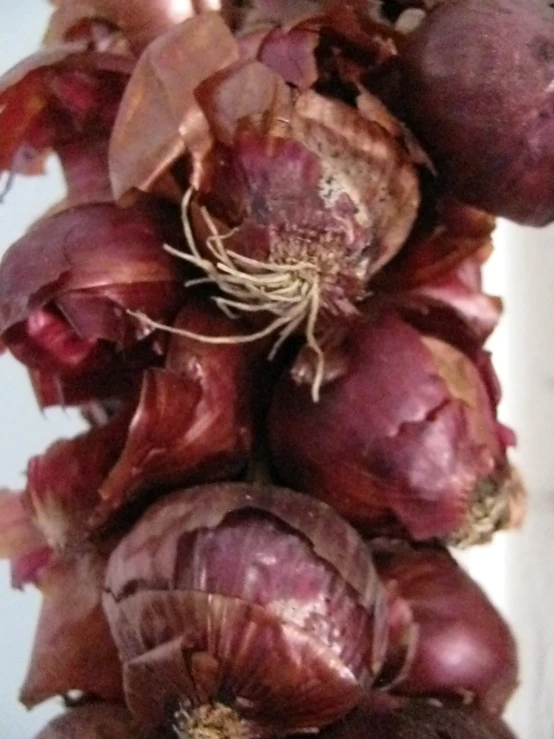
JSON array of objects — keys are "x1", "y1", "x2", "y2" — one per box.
[
  {"x1": 103, "y1": 483, "x2": 389, "y2": 736},
  {"x1": 45, "y1": 0, "x2": 226, "y2": 56},
  {"x1": 373, "y1": 542, "x2": 518, "y2": 713},
  {"x1": 32, "y1": 702, "x2": 142, "y2": 739},
  {"x1": 0, "y1": 493, "x2": 122, "y2": 708},
  {"x1": 316, "y1": 694, "x2": 518, "y2": 739},
  {"x1": 110, "y1": 12, "x2": 421, "y2": 395},
  {"x1": 0, "y1": 201, "x2": 185, "y2": 407},
  {"x1": 24, "y1": 301, "x2": 258, "y2": 550},
  {"x1": 0, "y1": 46, "x2": 132, "y2": 199},
  {"x1": 269, "y1": 309, "x2": 521, "y2": 543},
  {"x1": 21, "y1": 548, "x2": 122, "y2": 708},
  {"x1": 399, "y1": 0, "x2": 554, "y2": 225}
]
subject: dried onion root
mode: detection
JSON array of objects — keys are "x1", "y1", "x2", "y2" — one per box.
[{"x1": 133, "y1": 188, "x2": 326, "y2": 399}]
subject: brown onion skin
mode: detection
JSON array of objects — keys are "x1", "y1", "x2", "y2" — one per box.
[
  {"x1": 103, "y1": 483, "x2": 389, "y2": 737},
  {"x1": 373, "y1": 543, "x2": 518, "y2": 713},
  {"x1": 310, "y1": 694, "x2": 518, "y2": 739},
  {"x1": 399, "y1": 0, "x2": 554, "y2": 226},
  {"x1": 32, "y1": 702, "x2": 143, "y2": 739},
  {"x1": 268, "y1": 309, "x2": 512, "y2": 541}
]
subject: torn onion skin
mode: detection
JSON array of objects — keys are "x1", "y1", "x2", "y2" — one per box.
[
  {"x1": 399, "y1": 0, "x2": 554, "y2": 226},
  {"x1": 313, "y1": 694, "x2": 518, "y2": 739},
  {"x1": 0, "y1": 45, "x2": 132, "y2": 198},
  {"x1": 24, "y1": 301, "x2": 258, "y2": 550},
  {"x1": 0, "y1": 492, "x2": 123, "y2": 709},
  {"x1": 269, "y1": 308, "x2": 520, "y2": 543},
  {"x1": 108, "y1": 11, "x2": 422, "y2": 379},
  {"x1": 21, "y1": 546, "x2": 123, "y2": 709},
  {"x1": 373, "y1": 541, "x2": 518, "y2": 713},
  {"x1": 32, "y1": 702, "x2": 143, "y2": 739},
  {"x1": 103, "y1": 483, "x2": 389, "y2": 737},
  {"x1": 0, "y1": 201, "x2": 185, "y2": 408},
  {"x1": 45, "y1": 0, "x2": 229, "y2": 57}
]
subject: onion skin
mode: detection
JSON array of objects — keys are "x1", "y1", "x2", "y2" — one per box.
[
  {"x1": 108, "y1": 13, "x2": 239, "y2": 201},
  {"x1": 21, "y1": 547, "x2": 123, "y2": 708},
  {"x1": 0, "y1": 202, "x2": 185, "y2": 407},
  {"x1": 314, "y1": 694, "x2": 518, "y2": 739},
  {"x1": 0, "y1": 497, "x2": 123, "y2": 708},
  {"x1": 269, "y1": 309, "x2": 517, "y2": 542},
  {"x1": 400, "y1": 0, "x2": 554, "y2": 225},
  {"x1": 45, "y1": 0, "x2": 227, "y2": 56},
  {"x1": 32, "y1": 702, "x2": 143, "y2": 739},
  {"x1": 374, "y1": 542, "x2": 518, "y2": 713},
  {"x1": 0, "y1": 46, "x2": 131, "y2": 185},
  {"x1": 103, "y1": 483, "x2": 389, "y2": 736},
  {"x1": 24, "y1": 301, "x2": 257, "y2": 549}
]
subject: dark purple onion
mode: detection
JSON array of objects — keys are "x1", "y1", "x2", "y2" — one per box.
[
  {"x1": 373, "y1": 542, "x2": 518, "y2": 713},
  {"x1": 400, "y1": 0, "x2": 554, "y2": 225},
  {"x1": 268, "y1": 309, "x2": 520, "y2": 543},
  {"x1": 314, "y1": 694, "x2": 518, "y2": 739},
  {"x1": 0, "y1": 201, "x2": 185, "y2": 407},
  {"x1": 103, "y1": 483, "x2": 389, "y2": 737},
  {"x1": 32, "y1": 702, "x2": 142, "y2": 739}
]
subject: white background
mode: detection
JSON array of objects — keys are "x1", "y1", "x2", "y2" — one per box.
[{"x1": 0, "y1": 2, "x2": 552, "y2": 737}]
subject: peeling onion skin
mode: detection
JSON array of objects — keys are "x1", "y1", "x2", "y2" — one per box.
[
  {"x1": 0, "y1": 202, "x2": 185, "y2": 408},
  {"x1": 268, "y1": 310, "x2": 517, "y2": 542},
  {"x1": 0, "y1": 495, "x2": 123, "y2": 709},
  {"x1": 313, "y1": 694, "x2": 518, "y2": 739},
  {"x1": 400, "y1": 0, "x2": 554, "y2": 226},
  {"x1": 32, "y1": 702, "x2": 144, "y2": 739},
  {"x1": 0, "y1": 46, "x2": 132, "y2": 190},
  {"x1": 45, "y1": 0, "x2": 229, "y2": 56},
  {"x1": 103, "y1": 483, "x2": 389, "y2": 737},
  {"x1": 21, "y1": 547, "x2": 123, "y2": 709},
  {"x1": 24, "y1": 301, "x2": 258, "y2": 550},
  {"x1": 373, "y1": 542, "x2": 518, "y2": 713}
]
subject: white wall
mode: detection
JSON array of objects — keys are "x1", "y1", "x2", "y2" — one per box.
[{"x1": 0, "y1": 2, "x2": 551, "y2": 738}]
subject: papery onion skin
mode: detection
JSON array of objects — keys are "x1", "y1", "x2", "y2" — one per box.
[
  {"x1": 32, "y1": 702, "x2": 142, "y2": 739},
  {"x1": 45, "y1": 0, "x2": 228, "y2": 56},
  {"x1": 399, "y1": 0, "x2": 554, "y2": 226},
  {"x1": 24, "y1": 301, "x2": 257, "y2": 550},
  {"x1": 0, "y1": 495, "x2": 122, "y2": 707},
  {"x1": 103, "y1": 483, "x2": 389, "y2": 736},
  {"x1": 195, "y1": 88, "x2": 420, "y2": 317},
  {"x1": 108, "y1": 13, "x2": 239, "y2": 202},
  {"x1": 268, "y1": 309, "x2": 516, "y2": 542},
  {"x1": 313, "y1": 694, "x2": 518, "y2": 739},
  {"x1": 0, "y1": 46, "x2": 132, "y2": 188},
  {"x1": 0, "y1": 201, "x2": 185, "y2": 407},
  {"x1": 20, "y1": 547, "x2": 123, "y2": 708},
  {"x1": 0, "y1": 490, "x2": 52, "y2": 588},
  {"x1": 373, "y1": 542, "x2": 518, "y2": 713}
]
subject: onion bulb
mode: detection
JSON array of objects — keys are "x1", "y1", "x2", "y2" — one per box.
[
  {"x1": 317, "y1": 694, "x2": 518, "y2": 739},
  {"x1": 400, "y1": 0, "x2": 554, "y2": 225},
  {"x1": 268, "y1": 309, "x2": 522, "y2": 543},
  {"x1": 374, "y1": 541, "x2": 518, "y2": 713},
  {"x1": 32, "y1": 702, "x2": 143, "y2": 739},
  {"x1": 103, "y1": 483, "x2": 389, "y2": 737}
]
